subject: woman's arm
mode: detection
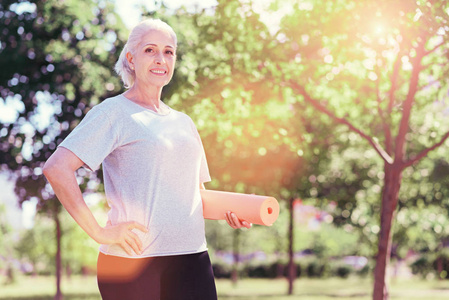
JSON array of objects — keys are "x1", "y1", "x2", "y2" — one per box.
[
  {"x1": 200, "y1": 183, "x2": 251, "y2": 229},
  {"x1": 43, "y1": 147, "x2": 147, "y2": 255}
]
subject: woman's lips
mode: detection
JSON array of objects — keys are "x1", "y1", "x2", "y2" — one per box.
[{"x1": 150, "y1": 69, "x2": 167, "y2": 75}]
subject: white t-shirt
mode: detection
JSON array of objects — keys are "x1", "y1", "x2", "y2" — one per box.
[{"x1": 59, "y1": 94, "x2": 211, "y2": 258}]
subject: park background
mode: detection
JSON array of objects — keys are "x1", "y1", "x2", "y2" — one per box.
[{"x1": 1, "y1": 0, "x2": 449, "y2": 299}]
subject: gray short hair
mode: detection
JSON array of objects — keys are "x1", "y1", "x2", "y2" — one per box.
[{"x1": 115, "y1": 19, "x2": 177, "y2": 88}]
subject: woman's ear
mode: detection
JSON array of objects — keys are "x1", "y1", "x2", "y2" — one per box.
[{"x1": 126, "y1": 52, "x2": 134, "y2": 70}]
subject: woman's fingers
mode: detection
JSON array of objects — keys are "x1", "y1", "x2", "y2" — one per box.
[
  {"x1": 99, "y1": 221, "x2": 147, "y2": 255},
  {"x1": 127, "y1": 221, "x2": 148, "y2": 233},
  {"x1": 241, "y1": 220, "x2": 252, "y2": 228},
  {"x1": 225, "y1": 211, "x2": 236, "y2": 228},
  {"x1": 121, "y1": 240, "x2": 134, "y2": 256},
  {"x1": 124, "y1": 222, "x2": 146, "y2": 255},
  {"x1": 231, "y1": 212, "x2": 242, "y2": 227},
  {"x1": 124, "y1": 233, "x2": 142, "y2": 255},
  {"x1": 225, "y1": 211, "x2": 252, "y2": 229},
  {"x1": 128, "y1": 231, "x2": 143, "y2": 252}
]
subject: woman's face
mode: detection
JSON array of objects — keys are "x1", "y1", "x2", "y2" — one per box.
[{"x1": 128, "y1": 29, "x2": 176, "y2": 88}]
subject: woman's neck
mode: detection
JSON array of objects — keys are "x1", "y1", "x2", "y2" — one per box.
[{"x1": 123, "y1": 82, "x2": 163, "y2": 110}]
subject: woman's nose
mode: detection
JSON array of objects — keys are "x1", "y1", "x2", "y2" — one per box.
[{"x1": 155, "y1": 53, "x2": 164, "y2": 64}]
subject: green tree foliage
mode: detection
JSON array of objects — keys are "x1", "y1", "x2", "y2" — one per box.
[
  {"x1": 15, "y1": 208, "x2": 100, "y2": 276},
  {"x1": 305, "y1": 133, "x2": 385, "y2": 257},
  {"x1": 60, "y1": 206, "x2": 105, "y2": 275},
  {"x1": 393, "y1": 155, "x2": 449, "y2": 279},
  {"x1": 146, "y1": 1, "x2": 309, "y2": 197},
  {"x1": 0, "y1": 0, "x2": 126, "y2": 204},
  {"x1": 0, "y1": 0, "x2": 127, "y2": 297},
  {"x1": 0, "y1": 204, "x2": 14, "y2": 277},
  {"x1": 3, "y1": 1, "x2": 449, "y2": 298},
  {"x1": 271, "y1": 0, "x2": 449, "y2": 298},
  {"x1": 15, "y1": 215, "x2": 55, "y2": 275}
]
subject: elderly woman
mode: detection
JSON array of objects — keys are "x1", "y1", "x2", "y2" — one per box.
[{"x1": 43, "y1": 19, "x2": 251, "y2": 300}]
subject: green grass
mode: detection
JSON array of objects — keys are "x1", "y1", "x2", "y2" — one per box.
[
  {"x1": 1, "y1": 275, "x2": 449, "y2": 299},
  {"x1": 217, "y1": 277, "x2": 449, "y2": 300}
]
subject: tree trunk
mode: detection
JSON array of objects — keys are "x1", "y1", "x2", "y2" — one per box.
[
  {"x1": 54, "y1": 211, "x2": 63, "y2": 300},
  {"x1": 287, "y1": 197, "x2": 295, "y2": 295},
  {"x1": 373, "y1": 164, "x2": 402, "y2": 300},
  {"x1": 5, "y1": 264, "x2": 14, "y2": 285},
  {"x1": 436, "y1": 256, "x2": 443, "y2": 280},
  {"x1": 372, "y1": 40, "x2": 425, "y2": 300},
  {"x1": 231, "y1": 229, "x2": 240, "y2": 286},
  {"x1": 66, "y1": 264, "x2": 72, "y2": 280}
]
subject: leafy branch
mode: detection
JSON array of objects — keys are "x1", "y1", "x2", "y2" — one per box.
[{"x1": 288, "y1": 80, "x2": 394, "y2": 165}]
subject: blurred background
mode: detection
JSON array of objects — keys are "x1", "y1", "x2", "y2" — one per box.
[{"x1": 1, "y1": 0, "x2": 449, "y2": 299}]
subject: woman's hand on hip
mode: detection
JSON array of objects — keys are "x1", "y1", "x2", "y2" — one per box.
[
  {"x1": 225, "y1": 211, "x2": 252, "y2": 229},
  {"x1": 96, "y1": 221, "x2": 148, "y2": 256}
]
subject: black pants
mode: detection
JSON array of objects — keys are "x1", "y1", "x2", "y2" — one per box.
[{"x1": 97, "y1": 251, "x2": 217, "y2": 300}]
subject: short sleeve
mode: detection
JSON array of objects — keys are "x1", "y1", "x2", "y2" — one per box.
[
  {"x1": 189, "y1": 119, "x2": 211, "y2": 184},
  {"x1": 58, "y1": 106, "x2": 118, "y2": 171}
]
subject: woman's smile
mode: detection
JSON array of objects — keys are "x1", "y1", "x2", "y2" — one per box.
[{"x1": 150, "y1": 68, "x2": 167, "y2": 76}]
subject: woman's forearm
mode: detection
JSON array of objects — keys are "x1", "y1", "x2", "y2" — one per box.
[
  {"x1": 43, "y1": 148, "x2": 147, "y2": 256},
  {"x1": 43, "y1": 154, "x2": 102, "y2": 243}
]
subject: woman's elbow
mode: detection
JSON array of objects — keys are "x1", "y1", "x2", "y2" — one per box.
[
  {"x1": 43, "y1": 150, "x2": 66, "y2": 180},
  {"x1": 43, "y1": 148, "x2": 84, "y2": 183},
  {"x1": 42, "y1": 158, "x2": 57, "y2": 180}
]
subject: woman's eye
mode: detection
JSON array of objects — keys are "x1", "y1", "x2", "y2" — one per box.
[
  {"x1": 145, "y1": 48, "x2": 154, "y2": 53},
  {"x1": 165, "y1": 50, "x2": 174, "y2": 55}
]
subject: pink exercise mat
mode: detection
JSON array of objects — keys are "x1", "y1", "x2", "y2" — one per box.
[{"x1": 201, "y1": 189, "x2": 280, "y2": 226}]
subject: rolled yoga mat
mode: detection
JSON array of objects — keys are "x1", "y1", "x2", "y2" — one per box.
[{"x1": 201, "y1": 189, "x2": 280, "y2": 226}]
